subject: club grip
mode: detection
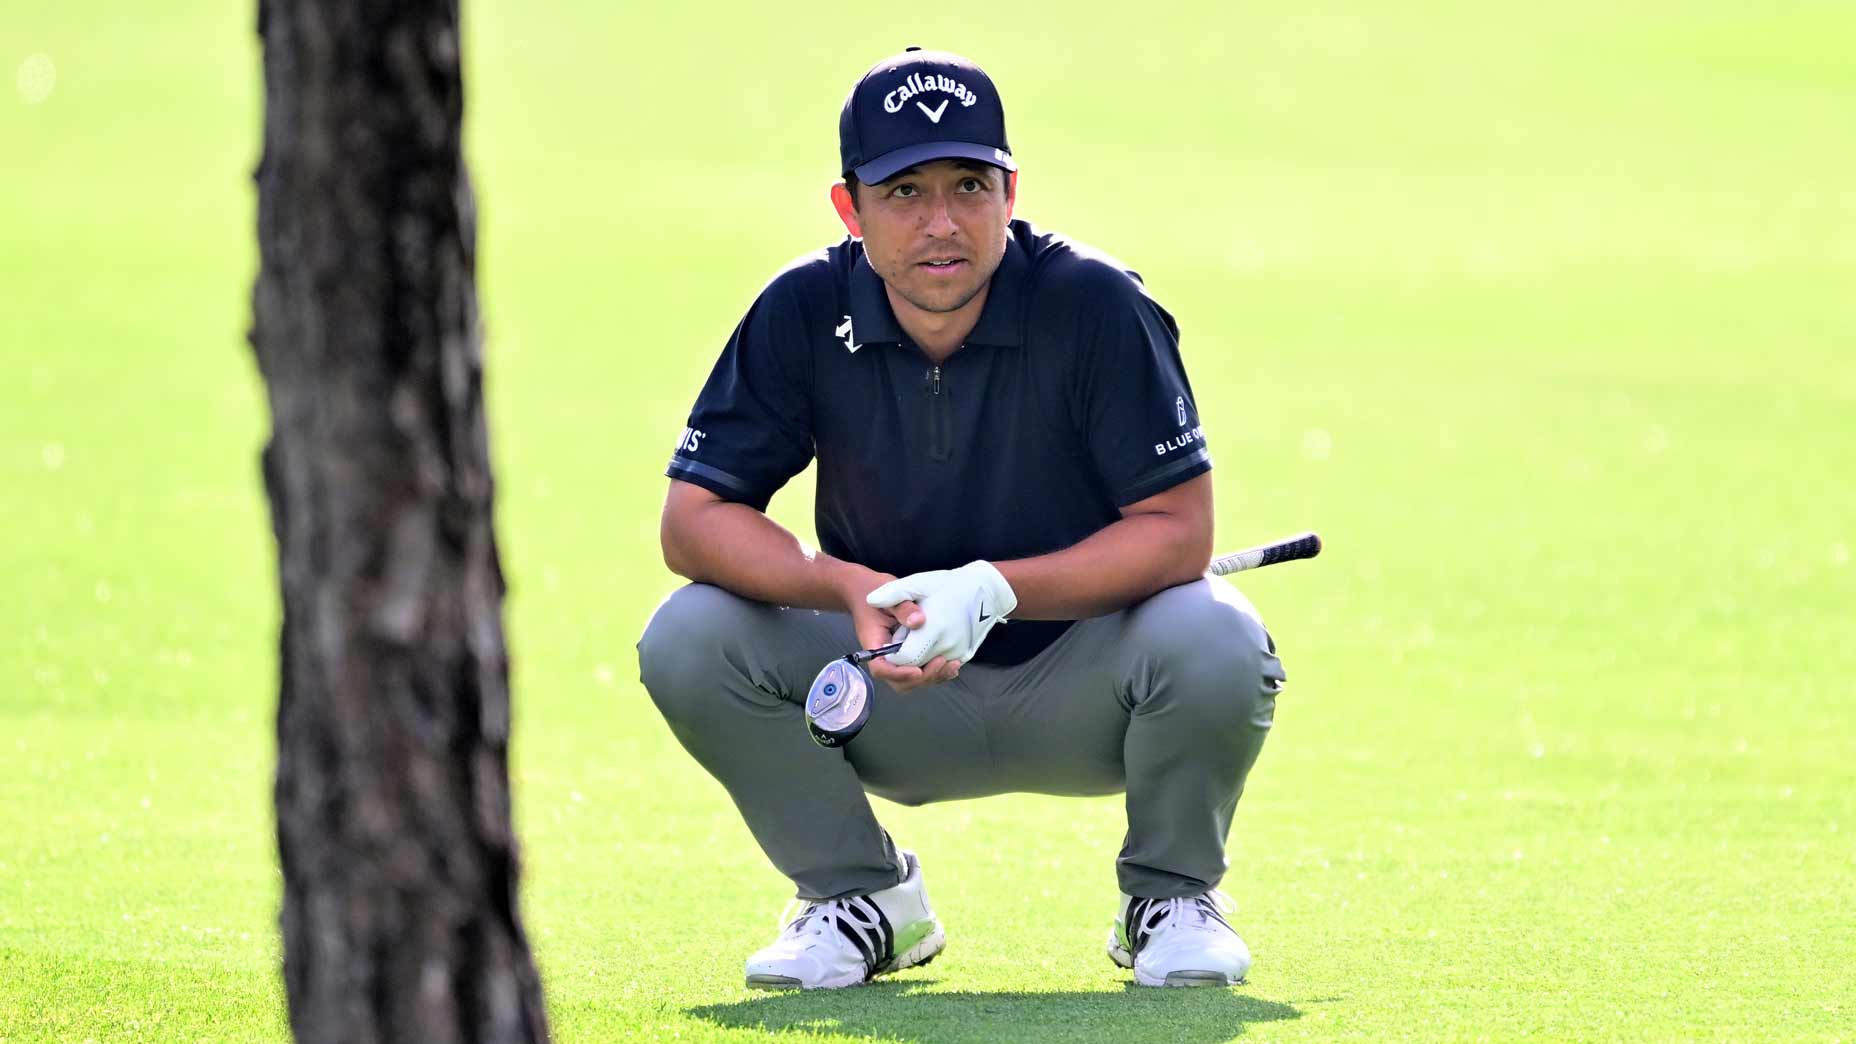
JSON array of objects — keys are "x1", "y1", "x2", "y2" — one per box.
[{"x1": 1208, "y1": 531, "x2": 1323, "y2": 576}]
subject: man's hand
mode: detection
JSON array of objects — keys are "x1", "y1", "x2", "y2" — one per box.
[
  {"x1": 866, "y1": 561, "x2": 1017, "y2": 668},
  {"x1": 835, "y1": 567, "x2": 960, "y2": 693}
]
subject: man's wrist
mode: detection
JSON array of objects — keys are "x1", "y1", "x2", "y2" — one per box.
[{"x1": 821, "y1": 556, "x2": 879, "y2": 607}]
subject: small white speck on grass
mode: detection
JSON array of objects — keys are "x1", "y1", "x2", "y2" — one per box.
[
  {"x1": 1302, "y1": 428, "x2": 1333, "y2": 460},
  {"x1": 140, "y1": 796, "x2": 150, "y2": 809},
  {"x1": 1528, "y1": 742, "x2": 1546, "y2": 759},
  {"x1": 1642, "y1": 425, "x2": 1669, "y2": 454},
  {"x1": 42, "y1": 442, "x2": 66, "y2": 470},
  {"x1": 1756, "y1": 548, "x2": 1776, "y2": 569},
  {"x1": 593, "y1": 663, "x2": 614, "y2": 686},
  {"x1": 94, "y1": 580, "x2": 112, "y2": 603},
  {"x1": 176, "y1": 649, "x2": 193, "y2": 669},
  {"x1": 76, "y1": 512, "x2": 95, "y2": 536},
  {"x1": 17, "y1": 54, "x2": 56, "y2": 104},
  {"x1": 1831, "y1": 543, "x2": 1849, "y2": 567},
  {"x1": 570, "y1": 790, "x2": 584, "y2": 803},
  {"x1": 1512, "y1": 849, "x2": 1525, "y2": 861}
]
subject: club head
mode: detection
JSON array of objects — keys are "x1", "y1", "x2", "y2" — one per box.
[{"x1": 804, "y1": 655, "x2": 874, "y2": 747}]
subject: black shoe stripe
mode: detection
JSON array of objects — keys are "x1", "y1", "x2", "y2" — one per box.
[
  {"x1": 1127, "y1": 898, "x2": 1154, "y2": 958},
  {"x1": 834, "y1": 915, "x2": 877, "y2": 973},
  {"x1": 859, "y1": 896, "x2": 896, "y2": 962}
]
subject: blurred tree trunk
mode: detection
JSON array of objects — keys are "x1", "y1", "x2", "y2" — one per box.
[{"x1": 250, "y1": 1, "x2": 550, "y2": 1042}]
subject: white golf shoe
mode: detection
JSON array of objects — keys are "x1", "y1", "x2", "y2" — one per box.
[
  {"x1": 745, "y1": 850, "x2": 945, "y2": 989},
  {"x1": 1108, "y1": 890, "x2": 1252, "y2": 987}
]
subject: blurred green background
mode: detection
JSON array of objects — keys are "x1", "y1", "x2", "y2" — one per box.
[{"x1": 3, "y1": 1, "x2": 1853, "y2": 1041}]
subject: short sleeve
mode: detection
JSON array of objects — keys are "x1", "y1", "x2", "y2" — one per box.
[
  {"x1": 664, "y1": 276, "x2": 815, "y2": 510},
  {"x1": 1077, "y1": 272, "x2": 1211, "y2": 506}
]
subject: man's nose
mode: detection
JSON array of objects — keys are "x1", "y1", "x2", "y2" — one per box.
[{"x1": 922, "y1": 194, "x2": 957, "y2": 237}]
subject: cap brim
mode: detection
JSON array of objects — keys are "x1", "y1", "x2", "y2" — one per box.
[{"x1": 852, "y1": 141, "x2": 1016, "y2": 185}]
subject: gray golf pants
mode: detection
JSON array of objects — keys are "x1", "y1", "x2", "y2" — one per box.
[{"x1": 636, "y1": 577, "x2": 1284, "y2": 900}]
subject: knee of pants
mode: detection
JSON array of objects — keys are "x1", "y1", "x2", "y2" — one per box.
[
  {"x1": 636, "y1": 583, "x2": 769, "y2": 724},
  {"x1": 1124, "y1": 581, "x2": 1285, "y2": 731}
]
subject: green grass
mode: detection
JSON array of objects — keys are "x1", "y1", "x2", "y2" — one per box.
[{"x1": 3, "y1": 1, "x2": 1853, "y2": 1041}]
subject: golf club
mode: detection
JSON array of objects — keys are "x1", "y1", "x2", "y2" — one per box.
[{"x1": 804, "y1": 531, "x2": 1324, "y2": 747}]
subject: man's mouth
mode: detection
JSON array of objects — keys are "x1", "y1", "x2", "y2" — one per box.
[{"x1": 918, "y1": 258, "x2": 967, "y2": 272}]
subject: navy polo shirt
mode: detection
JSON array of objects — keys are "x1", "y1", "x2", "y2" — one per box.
[{"x1": 666, "y1": 219, "x2": 1211, "y2": 666}]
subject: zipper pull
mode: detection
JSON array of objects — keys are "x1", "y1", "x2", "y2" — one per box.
[{"x1": 931, "y1": 365, "x2": 942, "y2": 394}]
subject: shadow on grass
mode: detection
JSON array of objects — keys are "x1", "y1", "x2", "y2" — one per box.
[{"x1": 688, "y1": 979, "x2": 1301, "y2": 1043}]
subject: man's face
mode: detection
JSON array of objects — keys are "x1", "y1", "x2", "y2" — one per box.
[{"x1": 833, "y1": 159, "x2": 1015, "y2": 317}]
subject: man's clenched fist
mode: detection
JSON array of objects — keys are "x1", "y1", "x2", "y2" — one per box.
[{"x1": 865, "y1": 560, "x2": 1018, "y2": 667}]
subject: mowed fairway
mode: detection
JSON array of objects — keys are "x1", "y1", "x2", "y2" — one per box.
[{"x1": 3, "y1": 1, "x2": 1853, "y2": 1041}]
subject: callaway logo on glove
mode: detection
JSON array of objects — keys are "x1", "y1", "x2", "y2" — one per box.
[{"x1": 865, "y1": 561, "x2": 1017, "y2": 666}]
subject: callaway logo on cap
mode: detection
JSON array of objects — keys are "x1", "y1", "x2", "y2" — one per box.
[{"x1": 839, "y1": 47, "x2": 1016, "y2": 185}]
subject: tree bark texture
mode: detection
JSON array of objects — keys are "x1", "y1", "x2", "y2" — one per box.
[{"x1": 251, "y1": 1, "x2": 550, "y2": 1041}]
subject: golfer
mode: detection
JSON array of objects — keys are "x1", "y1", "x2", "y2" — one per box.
[{"x1": 638, "y1": 47, "x2": 1285, "y2": 990}]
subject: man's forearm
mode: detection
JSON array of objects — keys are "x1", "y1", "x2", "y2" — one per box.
[
  {"x1": 994, "y1": 511, "x2": 1211, "y2": 620},
  {"x1": 662, "y1": 497, "x2": 861, "y2": 611}
]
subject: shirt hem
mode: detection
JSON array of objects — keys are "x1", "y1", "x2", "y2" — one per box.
[{"x1": 1114, "y1": 449, "x2": 1213, "y2": 507}]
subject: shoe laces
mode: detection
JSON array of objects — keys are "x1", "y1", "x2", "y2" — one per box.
[
  {"x1": 775, "y1": 895, "x2": 891, "y2": 974},
  {"x1": 1131, "y1": 890, "x2": 1236, "y2": 941},
  {"x1": 776, "y1": 896, "x2": 884, "y2": 941}
]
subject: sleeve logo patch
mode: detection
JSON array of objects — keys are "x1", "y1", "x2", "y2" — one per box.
[
  {"x1": 1156, "y1": 425, "x2": 1206, "y2": 457},
  {"x1": 1176, "y1": 396, "x2": 1188, "y2": 427},
  {"x1": 675, "y1": 426, "x2": 706, "y2": 455}
]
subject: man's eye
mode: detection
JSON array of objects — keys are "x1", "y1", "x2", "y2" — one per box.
[
  {"x1": 893, "y1": 184, "x2": 918, "y2": 198},
  {"x1": 960, "y1": 178, "x2": 983, "y2": 192}
]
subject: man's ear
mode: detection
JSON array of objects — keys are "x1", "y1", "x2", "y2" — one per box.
[
  {"x1": 830, "y1": 182, "x2": 862, "y2": 238},
  {"x1": 1005, "y1": 171, "x2": 1018, "y2": 219}
]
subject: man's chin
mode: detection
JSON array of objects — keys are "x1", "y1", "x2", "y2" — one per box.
[{"x1": 894, "y1": 281, "x2": 985, "y2": 316}]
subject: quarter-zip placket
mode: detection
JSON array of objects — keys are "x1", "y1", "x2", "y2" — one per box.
[{"x1": 926, "y1": 362, "x2": 952, "y2": 462}]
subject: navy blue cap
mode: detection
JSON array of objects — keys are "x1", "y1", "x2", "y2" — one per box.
[{"x1": 839, "y1": 48, "x2": 1015, "y2": 185}]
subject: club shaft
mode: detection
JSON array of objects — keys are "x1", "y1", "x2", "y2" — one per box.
[
  {"x1": 842, "y1": 532, "x2": 1320, "y2": 662},
  {"x1": 848, "y1": 641, "x2": 903, "y2": 665}
]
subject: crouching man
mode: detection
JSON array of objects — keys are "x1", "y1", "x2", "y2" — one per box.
[{"x1": 637, "y1": 47, "x2": 1285, "y2": 990}]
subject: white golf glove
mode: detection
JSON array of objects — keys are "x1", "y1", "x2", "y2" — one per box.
[{"x1": 866, "y1": 560, "x2": 1018, "y2": 667}]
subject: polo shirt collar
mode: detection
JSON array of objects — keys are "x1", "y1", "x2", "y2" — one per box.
[{"x1": 848, "y1": 234, "x2": 1028, "y2": 348}]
